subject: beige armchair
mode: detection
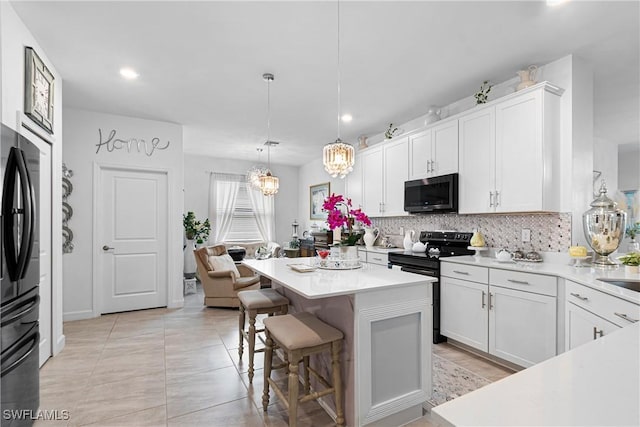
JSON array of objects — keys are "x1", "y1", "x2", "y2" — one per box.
[{"x1": 194, "y1": 245, "x2": 260, "y2": 307}]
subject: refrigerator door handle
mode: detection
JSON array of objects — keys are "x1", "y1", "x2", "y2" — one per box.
[
  {"x1": 0, "y1": 327, "x2": 39, "y2": 378},
  {"x1": 15, "y1": 149, "x2": 36, "y2": 280},
  {"x1": 2, "y1": 147, "x2": 20, "y2": 281},
  {"x1": 0, "y1": 293, "x2": 40, "y2": 327}
]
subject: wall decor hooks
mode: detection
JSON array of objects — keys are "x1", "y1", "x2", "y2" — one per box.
[{"x1": 62, "y1": 163, "x2": 74, "y2": 253}]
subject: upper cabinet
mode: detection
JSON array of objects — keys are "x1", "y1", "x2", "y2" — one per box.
[
  {"x1": 345, "y1": 152, "x2": 363, "y2": 209},
  {"x1": 362, "y1": 136, "x2": 409, "y2": 217},
  {"x1": 409, "y1": 119, "x2": 459, "y2": 180},
  {"x1": 459, "y1": 83, "x2": 563, "y2": 214}
]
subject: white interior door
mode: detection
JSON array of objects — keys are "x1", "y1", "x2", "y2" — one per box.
[
  {"x1": 98, "y1": 166, "x2": 168, "y2": 314},
  {"x1": 21, "y1": 127, "x2": 52, "y2": 367}
]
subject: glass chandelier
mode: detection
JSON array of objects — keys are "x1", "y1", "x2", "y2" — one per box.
[
  {"x1": 323, "y1": 0, "x2": 355, "y2": 179},
  {"x1": 259, "y1": 73, "x2": 279, "y2": 196},
  {"x1": 246, "y1": 148, "x2": 268, "y2": 191}
]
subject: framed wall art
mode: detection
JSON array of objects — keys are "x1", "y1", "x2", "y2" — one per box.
[
  {"x1": 24, "y1": 47, "x2": 55, "y2": 134},
  {"x1": 310, "y1": 182, "x2": 330, "y2": 220}
]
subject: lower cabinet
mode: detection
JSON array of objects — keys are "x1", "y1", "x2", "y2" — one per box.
[
  {"x1": 489, "y1": 286, "x2": 556, "y2": 367},
  {"x1": 441, "y1": 266, "x2": 557, "y2": 368},
  {"x1": 566, "y1": 302, "x2": 619, "y2": 350},
  {"x1": 564, "y1": 279, "x2": 639, "y2": 350}
]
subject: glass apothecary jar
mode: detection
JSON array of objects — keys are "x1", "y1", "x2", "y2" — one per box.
[{"x1": 583, "y1": 182, "x2": 626, "y2": 268}]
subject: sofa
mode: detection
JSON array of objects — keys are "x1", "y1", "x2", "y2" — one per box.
[{"x1": 194, "y1": 244, "x2": 261, "y2": 307}]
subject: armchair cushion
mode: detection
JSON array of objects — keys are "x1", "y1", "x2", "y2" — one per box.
[
  {"x1": 207, "y1": 254, "x2": 240, "y2": 279},
  {"x1": 234, "y1": 275, "x2": 261, "y2": 290}
]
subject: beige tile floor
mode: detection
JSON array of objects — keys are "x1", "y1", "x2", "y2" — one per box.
[{"x1": 36, "y1": 285, "x2": 513, "y2": 427}]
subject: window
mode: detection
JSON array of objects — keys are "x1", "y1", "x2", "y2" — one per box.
[
  {"x1": 210, "y1": 173, "x2": 275, "y2": 243},
  {"x1": 224, "y1": 182, "x2": 262, "y2": 242}
]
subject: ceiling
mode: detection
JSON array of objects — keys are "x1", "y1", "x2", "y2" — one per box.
[{"x1": 11, "y1": 1, "x2": 640, "y2": 166}]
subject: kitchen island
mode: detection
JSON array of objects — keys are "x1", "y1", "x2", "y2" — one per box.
[{"x1": 243, "y1": 257, "x2": 436, "y2": 427}]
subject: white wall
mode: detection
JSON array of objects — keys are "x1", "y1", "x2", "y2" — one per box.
[
  {"x1": 297, "y1": 157, "x2": 346, "y2": 233},
  {"x1": 594, "y1": 136, "x2": 619, "y2": 193},
  {"x1": 1, "y1": 2, "x2": 65, "y2": 354},
  {"x1": 183, "y1": 153, "x2": 299, "y2": 246},
  {"x1": 618, "y1": 145, "x2": 640, "y2": 191},
  {"x1": 62, "y1": 108, "x2": 184, "y2": 320}
]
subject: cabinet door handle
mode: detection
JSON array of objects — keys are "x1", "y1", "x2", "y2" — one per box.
[
  {"x1": 593, "y1": 326, "x2": 604, "y2": 340},
  {"x1": 431, "y1": 160, "x2": 436, "y2": 173},
  {"x1": 508, "y1": 279, "x2": 530, "y2": 285},
  {"x1": 495, "y1": 190, "x2": 501, "y2": 207},
  {"x1": 570, "y1": 292, "x2": 589, "y2": 301},
  {"x1": 452, "y1": 270, "x2": 469, "y2": 275},
  {"x1": 489, "y1": 292, "x2": 494, "y2": 310},
  {"x1": 481, "y1": 291, "x2": 486, "y2": 308},
  {"x1": 426, "y1": 160, "x2": 431, "y2": 173},
  {"x1": 489, "y1": 191, "x2": 494, "y2": 207},
  {"x1": 614, "y1": 312, "x2": 639, "y2": 323}
]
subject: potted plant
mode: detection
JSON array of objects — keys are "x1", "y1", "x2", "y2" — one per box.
[
  {"x1": 284, "y1": 237, "x2": 300, "y2": 258},
  {"x1": 182, "y1": 212, "x2": 211, "y2": 278},
  {"x1": 474, "y1": 80, "x2": 493, "y2": 104},
  {"x1": 625, "y1": 222, "x2": 640, "y2": 252},
  {"x1": 183, "y1": 211, "x2": 211, "y2": 245},
  {"x1": 322, "y1": 193, "x2": 372, "y2": 259},
  {"x1": 617, "y1": 251, "x2": 640, "y2": 274}
]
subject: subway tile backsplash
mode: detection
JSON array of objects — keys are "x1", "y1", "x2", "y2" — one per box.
[{"x1": 374, "y1": 213, "x2": 572, "y2": 252}]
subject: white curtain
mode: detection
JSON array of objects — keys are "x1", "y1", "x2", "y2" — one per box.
[
  {"x1": 247, "y1": 186, "x2": 276, "y2": 242},
  {"x1": 210, "y1": 173, "x2": 240, "y2": 243}
]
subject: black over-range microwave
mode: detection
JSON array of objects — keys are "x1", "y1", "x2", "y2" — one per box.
[{"x1": 404, "y1": 173, "x2": 458, "y2": 213}]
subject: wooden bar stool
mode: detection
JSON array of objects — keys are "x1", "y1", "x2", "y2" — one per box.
[
  {"x1": 238, "y1": 289, "x2": 289, "y2": 383},
  {"x1": 262, "y1": 312, "x2": 344, "y2": 427}
]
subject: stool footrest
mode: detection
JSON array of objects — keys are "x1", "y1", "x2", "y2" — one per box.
[
  {"x1": 267, "y1": 378, "x2": 290, "y2": 409},
  {"x1": 307, "y1": 366, "x2": 332, "y2": 390},
  {"x1": 299, "y1": 387, "x2": 335, "y2": 404}
]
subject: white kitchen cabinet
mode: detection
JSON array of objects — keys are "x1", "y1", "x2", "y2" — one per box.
[
  {"x1": 458, "y1": 82, "x2": 562, "y2": 214},
  {"x1": 408, "y1": 119, "x2": 458, "y2": 180},
  {"x1": 441, "y1": 276, "x2": 489, "y2": 350},
  {"x1": 441, "y1": 264, "x2": 558, "y2": 368},
  {"x1": 361, "y1": 136, "x2": 409, "y2": 217},
  {"x1": 362, "y1": 146, "x2": 384, "y2": 216},
  {"x1": 565, "y1": 280, "x2": 639, "y2": 350},
  {"x1": 489, "y1": 285, "x2": 556, "y2": 367},
  {"x1": 566, "y1": 302, "x2": 619, "y2": 350},
  {"x1": 345, "y1": 152, "x2": 363, "y2": 209},
  {"x1": 458, "y1": 107, "x2": 495, "y2": 213}
]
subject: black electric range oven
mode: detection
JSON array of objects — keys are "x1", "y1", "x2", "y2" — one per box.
[{"x1": 388, "y1": 231, "x2": 474, "y2": 344}]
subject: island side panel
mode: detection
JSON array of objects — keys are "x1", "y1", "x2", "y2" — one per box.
[
  {"x1": 274, "y1": 286, "x2": 356, "y2": 427},
  {"x1": 354, "y1": 282, "x2": 433, "y2": 427}
]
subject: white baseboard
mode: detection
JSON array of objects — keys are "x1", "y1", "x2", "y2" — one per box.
[
  {"x1": 53, "y1": 334, "x2": 66, "y2": 356},
  {"x1": 63, "y1": 309, "x2": 95, "y2": 322},
  {"x1": 168, "y1": 298, "x2": 184, "y2": 308}
]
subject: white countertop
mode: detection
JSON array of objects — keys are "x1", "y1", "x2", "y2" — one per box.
[
  {"x1": 441, "y1": 255, "x2": 640, "y2": 304},
  {"x1": 432, "y1": 322, "x2": 640, "y2": 426},
  {"x1": 242, "y1": 257, "x2": 435, "y2": 299}
]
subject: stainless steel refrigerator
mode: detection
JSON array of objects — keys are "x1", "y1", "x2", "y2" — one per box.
[{"x1": 0, "y1": 123, "x2": 40, "y2": 427}]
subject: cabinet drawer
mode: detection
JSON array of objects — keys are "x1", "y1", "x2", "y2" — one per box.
[
  {"x1": 490, "y1": 269, "x2": 557, "y2": 297},
  {"x1": 441, "y1": 262, "x2": 488, "y2": 284},
  {"x1": 366, "y1": 252, "x2": 388, "y2": 266},
  {"x1": 566, "y1": 280, "x2": 640, "y2": 327}
]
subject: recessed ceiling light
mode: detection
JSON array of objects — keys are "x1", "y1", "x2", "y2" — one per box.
[
  {"x1": 119, "y1": 67, "x2": 139, "y2": 80},
  {"x1": 341, "y1": 114, "x2": 353, "y2": 123},
  {"x1": 547, "y1": 0, "x2": 569, "y2": 6}
]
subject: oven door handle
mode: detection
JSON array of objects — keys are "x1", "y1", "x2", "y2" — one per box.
[{"x1": 400, "y1": 266, "x2": 438, "y2": 277}]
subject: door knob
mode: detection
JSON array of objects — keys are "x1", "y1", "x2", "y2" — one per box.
[{"x1": 102, "y1": 245, "x2": 113, "y2": 251}]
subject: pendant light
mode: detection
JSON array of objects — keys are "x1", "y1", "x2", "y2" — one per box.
[
  {"x1": 259, "y1": 73, "x2": 279, "y2": 196},
  {"x1": 246, "y1": 148, "x2": 268, "y2": 191},
  {"x1": 323, "y1": 0, "x2": 355, "y2": 179}
]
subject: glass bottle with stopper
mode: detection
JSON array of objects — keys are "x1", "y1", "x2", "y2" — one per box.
[{"x1": 583, "y1": 181, "x2": 626, "y2": 268}]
